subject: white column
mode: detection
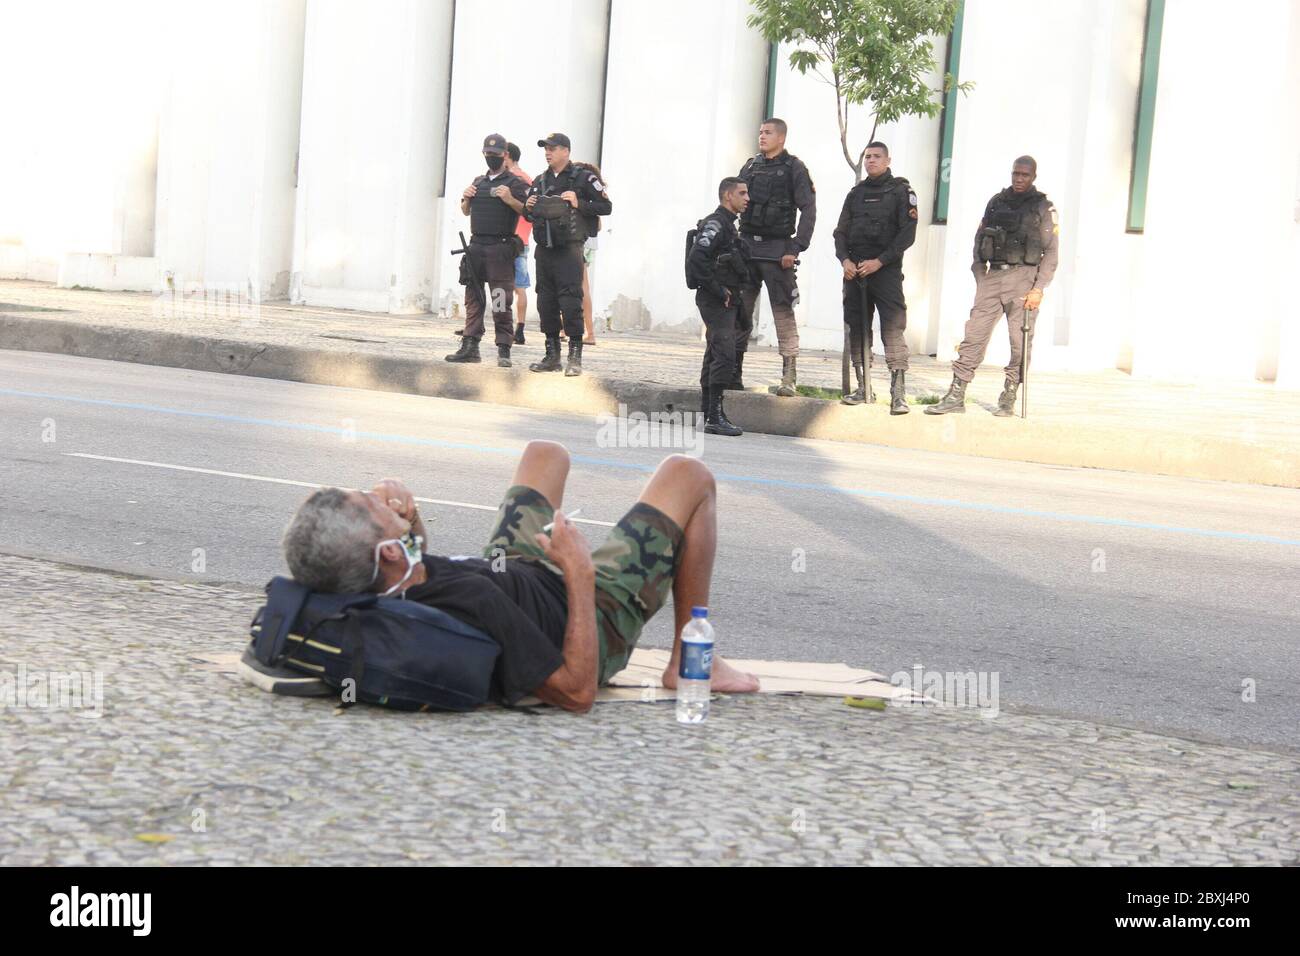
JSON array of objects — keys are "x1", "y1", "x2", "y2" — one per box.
[
  {"x1": 292, "y1": 0, "x2": 454, "y2": 313},
  {"x1": 596, "y1": 0, "x2": 767, "y2": 331},
  {"x1": 0, "y1": 1, "x2": 163, "y2": 283},
  {"x1": 154, "y1": 0, "x2": 306, "y2": 301}
]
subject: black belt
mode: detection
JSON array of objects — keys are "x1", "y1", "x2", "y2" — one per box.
[
  {"x1": 743, "y1": 233, "x2": 785, "y2": 242},
  {"x1": 471, "y1": 235, "x2": 514, "y2": 244}
]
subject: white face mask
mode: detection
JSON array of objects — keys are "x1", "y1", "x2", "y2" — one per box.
[{"x1": 371, "y1": 531, "x2": 423, "y2": 597}]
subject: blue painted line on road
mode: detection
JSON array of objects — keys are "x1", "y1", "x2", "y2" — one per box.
[{"x1": 5, "y1": 385, "x2": 1298, "y2": 549}]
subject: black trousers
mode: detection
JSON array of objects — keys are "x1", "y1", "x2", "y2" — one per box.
[
  {"x1": 696, "y1": 291, "x2": 738, "y2": 389},
  {"x1": 462, "y1": 240, "x2": 517, "y2": 347},
  {"x1": 535, "y1": 242, "x2": 585, "y2": 339},
  {"x1": 842, "y1": 263, "x2": 908, "y2": 371}
]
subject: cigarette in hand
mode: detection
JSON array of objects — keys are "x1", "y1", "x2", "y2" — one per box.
[{"x1": 542, "y1": 509, "x2": 581, "y2": 533}]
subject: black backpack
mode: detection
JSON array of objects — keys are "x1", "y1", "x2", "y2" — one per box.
[
  {"x1": 684, "y1": 220, "x2": 703, "y2": 289},
  {"x1": 249, "y1": 576, "x2": 500, "y2": 712}
]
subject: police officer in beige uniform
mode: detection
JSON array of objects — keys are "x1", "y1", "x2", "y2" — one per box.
[
  {"x1": 737, "y1": 117, "x2": 816, "y2": 396},
  {"x1": 927, "y1": 156, "x2": 1059, "y2": 416}
]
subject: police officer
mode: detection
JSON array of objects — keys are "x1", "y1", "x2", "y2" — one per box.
[
  {"x1": 737, "y1": 117, "x2": 816, "y2": 396},
  {"x1": 447, "y1": 133, "x2": 530, "y2": 367},
  {"x1": 687, "y1": 177, "x2": 752, "y2": 437},
  {"x1": 832, "y1": 141, "x2": 918, "y2": 414},
  {"x1": 927, "y1": 155, "x2": 1059, "y2": 416},
  {"x1": 524, "y1": 133, "x2": 612, "y2": 377}
]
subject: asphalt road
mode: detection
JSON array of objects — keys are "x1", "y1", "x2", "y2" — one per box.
[{"x1": 2, "y1": 350, "x2": 1297, "y2": 752}]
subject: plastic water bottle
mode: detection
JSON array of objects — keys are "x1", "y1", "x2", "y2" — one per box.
[{"x1": 675, "y1": 606, "x2": 714, "y2": 724}]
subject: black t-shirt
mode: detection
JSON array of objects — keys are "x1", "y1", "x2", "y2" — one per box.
[{"x1": 403, "y1": 555, "x2": 568, "y2": 705}]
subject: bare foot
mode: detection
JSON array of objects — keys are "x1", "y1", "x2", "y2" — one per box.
[{"x1": 661, "y1": 655, "x2": 760, "y2": 693}]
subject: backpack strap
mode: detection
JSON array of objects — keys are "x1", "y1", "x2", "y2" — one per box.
[{"x1": 251, "y1": 576, "x2": 312, "y2": 665}]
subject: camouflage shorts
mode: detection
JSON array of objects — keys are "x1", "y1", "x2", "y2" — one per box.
[{"x1": 483, "y1": 485, "x2": 684, "y2": 684}]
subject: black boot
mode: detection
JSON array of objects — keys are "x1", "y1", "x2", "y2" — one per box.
[
  {"x1": 841, "y1": 363, "x2": 868, "y2": 405},
  {"x1": 925, "y1": 375, "x2": 968, "y2": 414},
  {"x1": 993, "y1": 377, "x2": 1018, "y2": 417},
  {"x1": 564, "y1": 338, "x2": 583, "y2": 377},
  {"x1": 529, "y1": 335, "x2": 563, "y2": 372},
  {"x1": 705, "y1": 387, "x2": 742, "y2": 437},
  {"x1": 497, "y1": 345, "x2": 512, "y2": 368},
  {"x1": 514, "y1": 323, "x2": 526, "y2": 345},
  {"x1": 445, "y1": 335, "x2": 481, "y2": 363},
  {"x1": 890, "y1": 369, "x2": 909, "y2": 415},
  {"x1": 776, "y1": 355, "x2": 797, "y2": 397}
]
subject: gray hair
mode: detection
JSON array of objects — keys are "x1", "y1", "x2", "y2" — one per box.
[{"x1": 281, "y1": 488, "x2": 384, "y2": 594}]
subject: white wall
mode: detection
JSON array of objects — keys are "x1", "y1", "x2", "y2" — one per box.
[
  {"x1": 155, "y1": 0, "x2": 306, "y2": 300},
  {"x1": 439, "y1": 0, "x2": 610, "y2": 316},
  {"x1": 934, "y1": 0, "x2": 1145, "y2": 376},
  {"x1": 1132, "y1": 0, "x2": 1299, "y2": 383},
  {"x1": 5, "y1": 0, "x2": 1296, "y2": 388},
  {"x1": 596, "y1": 0, "x2": 767, "y2": 331},
  {"x1": 291, "y1": 0, "x2": 454, "y2": 313}
]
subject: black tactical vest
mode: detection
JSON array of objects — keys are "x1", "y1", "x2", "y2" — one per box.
[
  {"x1": 532, "y1": 167, "x2": 589, "y2": 246},
  {"x1": 847, "y1": 175, "x2": 911, "y2": 259},
  {"x1": 469, "y1": 174, "x2": 520, "y2": 238},
  {"x1": 739, "y1": 153, "x2": 797, "y2": 238},
  {"x1": 979, "y1": 190, "x2": 1048, "y2": 266}
]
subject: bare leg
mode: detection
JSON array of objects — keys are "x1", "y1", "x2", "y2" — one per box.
[
  {"x1": 515, "y1": 288, "x2": 528, "y2": 326},
  {"x1": 582, "y1": 265, "x2": 596, "y2": 344},
  {"x1": 634, "y1": 456, "x2": 758, "y2": 692},
  {"x1": 508, "y1": 440, "x2": 569, "y2": 511}
]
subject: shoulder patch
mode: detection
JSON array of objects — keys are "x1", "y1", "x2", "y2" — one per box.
[
  {"x1": 908, "y1": 190, "x2": 918, "y2": 206},
  {"x1": 908, "y1": 207, "x2": 918, "y2": 220}
]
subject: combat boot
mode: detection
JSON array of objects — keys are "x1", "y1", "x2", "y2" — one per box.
[
  {"x1": 705, "y1": 387, "x2": 742, "y2": 437},
  {"x1": 775, "y1": 355, "x2": 797, "y2": 397},
  {"x1": 514, "y1": 323, "x2": 526, "y2": 345},
  {"x1": 925, "y1": 375, "x2": 967, "y2": 414},
  {"x1": 445, "y1": 335, "x2": 481, "y2": 363},
  {"x1": 529, "y1": 335, "x2": 563, "y2": 372},
  {"x1": 840, "y1": 363, "x2": 867, "y2": 405},
  {"x1": 890, "y1": 369, "x2": 909, "y2": 415},
  {"x1": 497, "y1": 345, "x2": 512, "y2": 369},
  {"x1": 993, "y1": 378, "x2": 1017, "y2": 417},
  {"x1": 564, "y1": 339, "x2": 583, "y2": 377}
]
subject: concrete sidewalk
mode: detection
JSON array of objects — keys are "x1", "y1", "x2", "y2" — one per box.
[
  {"x1": 2, "y1": 280, "x2": 1296, "y2": 487},
  {"x1": 2, "y1": 553, "x2": 1297, "y2": 866}
]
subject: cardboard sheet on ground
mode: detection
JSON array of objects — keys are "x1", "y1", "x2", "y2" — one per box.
[{"x1": 202, "y1": 647, "x2": 927, "y2": 706}]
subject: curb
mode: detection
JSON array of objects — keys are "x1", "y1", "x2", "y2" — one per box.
[{"x1": 2, "y1": 313, "x2": 1294, "y2": 488}]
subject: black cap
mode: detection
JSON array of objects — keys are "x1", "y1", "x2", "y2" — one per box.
[
  {"x1": 482, "y1": 133, "x2": 507, "y2": 155},
  {"x1": 537, "y1": 133, "x2": 571, "y2": 149}
]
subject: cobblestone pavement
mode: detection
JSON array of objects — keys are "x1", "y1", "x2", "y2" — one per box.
[
  {"x1": 2, "y1": 280, "x2": 1295, "y2": 457},
  {"x1": 2, "y1": 553, "x2": 1297, "y2": 866}
]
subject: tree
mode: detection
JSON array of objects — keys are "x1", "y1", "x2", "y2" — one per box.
[{"x1": 748, "y1": 0, "x2": 972, "y2": 182}]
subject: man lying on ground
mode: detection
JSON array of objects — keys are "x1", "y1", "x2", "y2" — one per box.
[{"x1": 279, "y1": 442, "x2": 760, "y2": 711}]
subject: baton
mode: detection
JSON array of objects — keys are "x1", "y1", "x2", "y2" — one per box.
[
  {"x1": 858, "y1": 276, "x2": 873, "y2": 403},
  {"x1": 1020, "y1": 307, "x2": 1036, "y2": 419}
]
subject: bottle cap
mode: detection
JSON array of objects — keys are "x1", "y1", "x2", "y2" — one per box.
[{"x1": 691, "y1": 606, "x2": 708, "y2": 617}]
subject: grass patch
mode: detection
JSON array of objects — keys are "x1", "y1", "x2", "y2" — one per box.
[{"x1": 770, "y1": 385, "x2": 949, "y2": 405}]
